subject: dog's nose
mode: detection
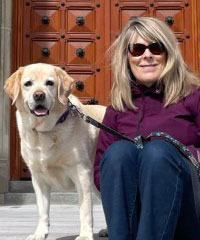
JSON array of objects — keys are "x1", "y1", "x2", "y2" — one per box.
[{"x1": 33, "y1": 91, "x2": 46, "y2": 101}]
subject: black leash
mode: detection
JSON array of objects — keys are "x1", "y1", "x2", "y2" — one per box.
[
  {"x1": 68, "y1": 100, "x2": 145, "y2": 148},
  {"x1": 68, "y1": 100, "x2": 200, "y2": 171},
  {"x1": 68, "y1": 100, "x2": 200, "y2": 222}
]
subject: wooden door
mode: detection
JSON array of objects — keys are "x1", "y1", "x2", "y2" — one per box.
[{"x1": 11, "y1": 0, "x2": 200, "y2": 180}]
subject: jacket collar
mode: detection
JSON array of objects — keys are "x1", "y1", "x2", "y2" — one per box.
[{"x1": 131, "y1": 82, "x2": 163, "y2": 97}]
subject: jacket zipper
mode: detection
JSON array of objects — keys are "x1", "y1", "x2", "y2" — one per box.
[{"x1": 135, "y1": 93, "x2": 145, "y2": 136}]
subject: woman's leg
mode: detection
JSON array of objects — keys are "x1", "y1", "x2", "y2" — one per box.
[
  {"x1": 174, "y1": 163, "x2": 200, "y2": 240},
  {"x1": 136, "y1": 140, "x2": 200, "y2": 240},
  {"x1": 100, "y1": 140, "x2": 140, "y2": 240}
]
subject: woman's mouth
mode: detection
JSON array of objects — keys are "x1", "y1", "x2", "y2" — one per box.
[
  {"x1": 140, "y1": 64, "x2": 158, "y2": 67},
  {"x1": 139, "y1": 64, "x2": 158, "y2": 72}
]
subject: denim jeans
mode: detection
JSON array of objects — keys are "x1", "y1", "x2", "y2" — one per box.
[{"x1": 100, "y1": 140, "x2": 200, "y2": 240}]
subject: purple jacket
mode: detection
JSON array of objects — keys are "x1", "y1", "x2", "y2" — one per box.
[{"x1": 94, "y1": 84, "x2": 200, "y2": 191}]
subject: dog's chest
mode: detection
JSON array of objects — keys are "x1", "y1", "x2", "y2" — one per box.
[
  {"x1": 21, "y1": 130, "x2": 78, "y2": 190},
  {"x1": 22, "y1": 130, "x2": 62, "y2": 165}
]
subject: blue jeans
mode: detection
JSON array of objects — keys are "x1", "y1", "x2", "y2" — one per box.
[{"x1": 100, "y1": 140, "x2": 200, "y2": 240}]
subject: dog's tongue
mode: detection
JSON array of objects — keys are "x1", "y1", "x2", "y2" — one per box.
[{"x1": 34, "y1": 107, "x2": 49, "y2": 116}]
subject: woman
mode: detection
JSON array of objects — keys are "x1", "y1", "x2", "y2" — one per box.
[{"x1": 94, "y1": 17, "x2": 200, "y2": 240}]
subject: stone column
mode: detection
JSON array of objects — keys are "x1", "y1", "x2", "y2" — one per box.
[{"x1": 0, "y1": 0, "x2": 12, "y2": 203}]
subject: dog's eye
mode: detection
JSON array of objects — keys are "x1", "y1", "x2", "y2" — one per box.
[
  {"x1": 24, "y1": 81, "x2": 32, "y2": 87},
  {"x1": 46, "y1": 80, "x2": 54, "y2": 86}
]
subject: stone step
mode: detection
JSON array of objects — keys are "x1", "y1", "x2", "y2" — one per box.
[
  {"x1": 5, "y1": 181, "x2": 101, "y2": 205},
  {"x1": 9, "y1": 181, "x2": 34, "y2": 193},
  {"x1": 4, "y1": 192, "x2": 101, "y2": 205}
]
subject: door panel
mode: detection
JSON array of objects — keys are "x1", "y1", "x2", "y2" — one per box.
[
  {"x1": 67, "y1": 41, "x2": 95, "y2": 65},
  {"x1": 121, "y1": 9, "x2": 149, "y2": 29},
  {"x1": 71, "y1": 73, "x2": 95, "y2": 101},
  {"x1": 66, "y1": 0, "x2": 95, "y2": 2},
  {"x1": 32, "y1": 0, "x2": 60, "y2": 1},
  {"x1": 119, "y1": 0, "x2": 149, "y2": 2},
  {"x1": 155, "y1": 0, "x2": 184, "y2": 2},
  {"x1": 155, "y1": 9, "x2": 184, "y2": 33},
  {"x1": 31, "y1": 40, "x2": 60, "y2": 63},
  {"x1": 67, "y1": 9, "x2": 95, "y2": 33},
  {"x1": 31, "y1": 8, "x2": 61, "y2": 33}
]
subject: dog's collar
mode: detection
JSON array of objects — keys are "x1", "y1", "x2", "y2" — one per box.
[
  {"x1": 56, "y1": 109, "x2": 70, "y2": 125},
  {"x1": 56, "y1": 100, "x2": 80, "y2": 125}
]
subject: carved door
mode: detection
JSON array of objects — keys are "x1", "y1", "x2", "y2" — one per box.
[{"x1": 11, "y1": 0, "x2": 200, "y2": 180}]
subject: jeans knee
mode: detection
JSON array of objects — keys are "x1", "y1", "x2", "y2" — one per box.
[
  {"x1": 139, "y1": 140, "x2": 181, "y2": 171},
  {"x1": 100, "y1": 140, "x2": 139, "y2": 174}
]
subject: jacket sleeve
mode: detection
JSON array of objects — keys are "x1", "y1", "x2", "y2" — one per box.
[
  {"x1": 94, "y1": 106, "x2": 118, "y2": 191},
  {"x1": 185, "y1": 88, "x2": 200, "y2": 162}
]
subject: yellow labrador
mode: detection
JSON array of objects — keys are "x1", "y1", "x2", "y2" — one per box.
[{"x1": 4, "y1": 63, "x2": 106, "y2": 240}]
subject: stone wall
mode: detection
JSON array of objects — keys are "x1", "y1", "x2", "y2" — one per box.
[{"x1": 0, "y1": 0, "x2": 12, "y2": 203}]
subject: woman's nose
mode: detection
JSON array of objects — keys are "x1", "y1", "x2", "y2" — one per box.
[{"x1": 143, "y1": 48, "x2": 153, "y2": 58}]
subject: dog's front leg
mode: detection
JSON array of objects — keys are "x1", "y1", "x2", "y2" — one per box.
[
  {"x1": 70, "y1": 165, "x2": 94, "y2": 240},
  {"x1": 26, "y1": 174, "x2": 51, "y2": 240}
]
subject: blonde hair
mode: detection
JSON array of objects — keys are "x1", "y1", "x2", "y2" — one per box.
[{"x1": 110, "y1": 17, "x2": 200, "y2": 111}]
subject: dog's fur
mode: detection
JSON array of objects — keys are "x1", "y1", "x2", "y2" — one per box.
[{"x1": 4, "y1": 63, "x2": 106, "y2": 240}]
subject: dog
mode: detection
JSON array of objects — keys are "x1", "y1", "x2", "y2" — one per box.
[{"x1": 4, "y1": 63, "x2": 106, "y2": 240}]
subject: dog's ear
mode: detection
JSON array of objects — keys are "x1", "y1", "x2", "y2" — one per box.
[
  {"x1": 55, "y1": 67, "x2": 74, "y2": 105},
  {"x1": 4, "y1": 67, "x2": 24, "y2": 105}
]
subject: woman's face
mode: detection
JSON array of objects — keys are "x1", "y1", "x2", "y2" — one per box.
[{"x1": 128, "y1": 35, "x2": 166, "y2": 87}]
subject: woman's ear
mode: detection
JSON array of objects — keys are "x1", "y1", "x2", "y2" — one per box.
[
  {"x1": 4, "y1": 67, "x2": 24, "y2": 105},
  {"x1": 55, "y1": 67, "x2": 75, "y2": 105}
]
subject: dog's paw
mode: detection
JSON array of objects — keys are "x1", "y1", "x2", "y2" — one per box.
[
  {"x1": 25, "y1": 233, "x2": 47, "y2": 240},
  {"x1": 75, "y1": 236, "x2": 93, "y2": 240},
  {"x1": 26, "y1": 222, "x2": 49, "y2": 240},
  {"x1": 25, "y1": 226, "x2": 48, "y2": 240}
]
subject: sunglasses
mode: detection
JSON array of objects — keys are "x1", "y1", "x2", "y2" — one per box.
[{"x1": 128, "y1": 42, "x2": 165, "y2": 57}]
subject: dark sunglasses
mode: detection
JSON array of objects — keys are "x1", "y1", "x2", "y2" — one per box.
[{"x1": 128, "y1": 42, "x2": 165, "y2": 57}]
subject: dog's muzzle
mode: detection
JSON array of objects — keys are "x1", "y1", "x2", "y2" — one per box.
[{"x1": 30, "y1": 91, "x2": 49, "y2": 117}]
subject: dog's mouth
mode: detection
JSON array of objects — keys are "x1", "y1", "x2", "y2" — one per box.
[{"x1": 30, "y1": 105, "x2": 49, "y2": 117}]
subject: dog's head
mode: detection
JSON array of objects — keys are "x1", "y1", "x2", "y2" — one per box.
[{"x1": 4, "y1": 63, "x2": 74, "y2": 117}]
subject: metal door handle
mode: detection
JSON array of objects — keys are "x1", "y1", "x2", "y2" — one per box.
[
  {"x1": 76, "y1": 16, "x2": 85, "y2": 26},
  {"x1": 76, "y1": 48, "x2": 85, "y2": 57},
  {"x1": 165, "y1": 16, "x2": 174, "y2": 26},
  {"x1": 42, "y1": 48, "x2": 50, "y2": 57},
  {"x1": 87, "y1": 98, "x2": 98, "y2": 105},
  {"x1": 42, "y1": 16, "x2": 50, "y2": 25},
  {"x1": 76, "y1": 81, "x2": 85, "y2": 91}
]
